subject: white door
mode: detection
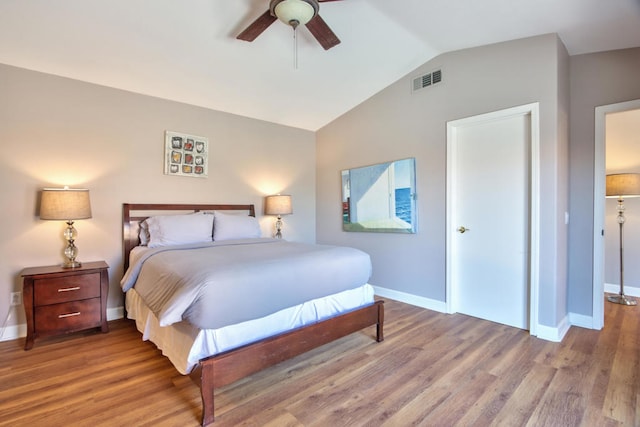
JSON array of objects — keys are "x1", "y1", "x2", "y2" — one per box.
[{"x1": 447, "y1": 107, "x2": 533, "y2": 329}]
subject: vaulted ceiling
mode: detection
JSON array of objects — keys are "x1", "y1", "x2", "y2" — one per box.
[{"x1": 1, "y1": 0, "x2": 639, "y2": 131}]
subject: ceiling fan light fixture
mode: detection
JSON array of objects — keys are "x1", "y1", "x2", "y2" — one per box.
[{"x1": 272, "y1": 0, "x2": 318, "y2": 28}]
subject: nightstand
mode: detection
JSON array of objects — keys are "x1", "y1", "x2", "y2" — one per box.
[{"x1": 21, "y1": 261, "x2": 109, "y2": 350}]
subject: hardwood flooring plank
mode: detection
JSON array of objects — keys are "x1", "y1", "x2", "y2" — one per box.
[
  {"x1": 0, "y1": 297, "x2": 638, "y2": 426},
  {"x1": 212, "y1": 336, "x2": 379, "y2": 425},
  {"x1": 454, "y1": 339, "x2": 542, "y2": 425},
  {"x1": 526, "y1": 365, "x2": 589, "y2": 426},
  {"x1": 378, "y1": 325, "x2": 510, "y2": 425},
  {"x1": 491, "y1": 362, "x2": 557, "y2": 426},
  {"x1": 603, "y1": 306, "x2": 640, "y2": 425},
  {"x1": 422, "y1": 370, "x2": 498, "y2": 425}
]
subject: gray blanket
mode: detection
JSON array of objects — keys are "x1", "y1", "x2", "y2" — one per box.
[{"x1": 121, "y1": 238, "x2": 372, "y2": 329}]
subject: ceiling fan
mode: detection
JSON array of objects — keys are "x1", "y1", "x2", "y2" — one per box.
[{"x1": 237, "y1": 0, "x2": 343, "y2": 50}]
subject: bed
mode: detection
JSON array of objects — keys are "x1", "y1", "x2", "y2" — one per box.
[{"x1": 121, "y1": 203, "x2": 384, "y2": 425}]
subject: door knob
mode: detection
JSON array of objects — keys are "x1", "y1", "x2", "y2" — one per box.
[{"x1": 457, "y1": 226, "x2": 469, "y2": 233}]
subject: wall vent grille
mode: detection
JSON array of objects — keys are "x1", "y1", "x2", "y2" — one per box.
[
  {"x1": 432, "y1": 69, "x2": 442, "y2": 84},
  {"x1": 412, "y1": 69, "x2": 442, "y2": 93}
]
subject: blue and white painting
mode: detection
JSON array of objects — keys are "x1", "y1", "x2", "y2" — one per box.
[{"x1": 342, "y1": 158, "x2": 417, "y2": 233}]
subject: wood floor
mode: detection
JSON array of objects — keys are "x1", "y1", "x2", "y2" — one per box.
[{"x1": 0, "y1": 297, "x2": 638, "y2": 426}]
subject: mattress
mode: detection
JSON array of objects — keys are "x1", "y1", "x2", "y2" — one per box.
[{"x1": 122, "y1": 239, "x2": 372, "y2": 330}]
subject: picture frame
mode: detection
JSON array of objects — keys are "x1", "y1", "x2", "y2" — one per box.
[
  {"x1": 164, "y1": 131, "x2": 208, "y2": 178},
  {"x1": 341, "y1": 158, "x2": 417, "y2": 233}
]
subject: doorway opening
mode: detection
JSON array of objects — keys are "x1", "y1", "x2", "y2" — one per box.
[{"x1": 593, "y1": 99, "x2": 640, "y2": 329}]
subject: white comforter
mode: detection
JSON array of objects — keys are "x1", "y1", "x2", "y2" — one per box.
[{"x1": 121, "y1": 238, "x2": 372, "y2": 329}]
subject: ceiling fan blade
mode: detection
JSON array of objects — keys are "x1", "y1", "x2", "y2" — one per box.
[
  {"x1": 305, "y1": 15, "x2": 341, "y2": 50},
  {"x1": 237, "y1": 10, "x2": 277, "y2": 42}
]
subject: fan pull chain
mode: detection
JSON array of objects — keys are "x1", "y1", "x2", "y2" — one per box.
[
  {"x1": 293, "y1": 26, "x2": 298, "y2": 69},
  {"x1": 288, "y1": 19, "x2": 301, "y2": 70}
]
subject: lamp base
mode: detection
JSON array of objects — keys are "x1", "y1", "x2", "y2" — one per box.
[
  {"x1": 62, "y1": 260, "x2": 82, "y2": 269},
  {"x1": 274, "y1": 215, "x2": 283, "y2": 239},
  {"x1": 607, "y1": 294, "x2": 637, "y2": 306}
]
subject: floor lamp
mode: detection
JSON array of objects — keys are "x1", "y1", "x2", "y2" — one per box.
[{"x1": 606, "y1": 173, "x2": 640, "y2": 305}]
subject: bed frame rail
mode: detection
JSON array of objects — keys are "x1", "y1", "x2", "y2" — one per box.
[{"x1": 199, "y1": 300, "x2": 384, "y2": 426}]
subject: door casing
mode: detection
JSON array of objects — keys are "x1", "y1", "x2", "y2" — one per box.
[
  {"x1": 446, "y1": 103, "x2": 540, "y2": 336},
  {"x1": 593, "y1": 99, "x2": 640, "y2": 329}
]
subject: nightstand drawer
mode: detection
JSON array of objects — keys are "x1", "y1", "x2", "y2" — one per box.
[
  {"x1": 35, "y1": 298, "x2": 102, "y2": 334},
  {"x1": 34, "y1": 273, "x2": 101, "y2": 306}
]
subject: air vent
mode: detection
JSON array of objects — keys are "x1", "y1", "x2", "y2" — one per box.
[
  {"x1": 412, "y1": 69, "x2": 442, "y2": 93},
  {"x1": 432, "y1": 69, "x2": 442, "y2": 84}
]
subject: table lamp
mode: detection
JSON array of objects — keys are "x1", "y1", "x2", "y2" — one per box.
[
  {"x1": 265, "y1": 194, "x2": 292, "y2": 239},
  {"x1": 40, "y1": 187, "x2": 92, "y2": 268}
]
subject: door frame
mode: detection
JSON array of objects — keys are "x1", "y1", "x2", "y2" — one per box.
[
  {"x1": 446, "y1": 103, "x2": 540, "y2": 336},
  {"x1": 593, "y1": 99, "x2": 640, "y2": 329}
]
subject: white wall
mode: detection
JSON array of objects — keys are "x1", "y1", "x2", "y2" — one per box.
[
  {"x1": 316, "y1": 34, "x2": 570, "y2": 329},
  {"x1": 0, "y1": 63, "x2": 316, "y2": 338}
]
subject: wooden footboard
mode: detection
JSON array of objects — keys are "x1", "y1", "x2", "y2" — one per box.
[{"x1": 199, "y1": 300, "x2": 384, "y2": 426}]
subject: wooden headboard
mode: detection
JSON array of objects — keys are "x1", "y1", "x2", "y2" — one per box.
[{"x1": 122, "y1": 203, "x2": 256, "y2": 272}]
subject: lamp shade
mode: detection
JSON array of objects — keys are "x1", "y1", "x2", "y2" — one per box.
[
  {"x1": 606, "y1": 173, "x2": 640, "y2": 198},
  {"x1": 40, "y1": 188, "x2": 92, "y2": 220},
  {"x1": 273, "y1": 0, "x2": 317, "y2": 26},
  {"x1": 265, "y1": 195, "x2": 293, "y2": 215}
]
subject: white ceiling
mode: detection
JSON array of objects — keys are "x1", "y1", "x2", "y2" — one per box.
[{"x1": 1, "y1": 0, "x2": 639, "y2": 131}]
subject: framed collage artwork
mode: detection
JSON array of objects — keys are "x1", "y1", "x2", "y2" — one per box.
[{"x1": 164, "y1": 131, "x2": 209, "y2": 178}]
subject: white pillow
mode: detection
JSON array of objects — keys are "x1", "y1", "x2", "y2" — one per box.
[
  {"x1": 138, "y1": 220, "x2": 150, "y2": 246},
  {"x1": 146, "y1": 212, "x2": 214, "y2": 248},
  {"x1": 213, "y1": 211, "x2": 261, "y2": 241}
]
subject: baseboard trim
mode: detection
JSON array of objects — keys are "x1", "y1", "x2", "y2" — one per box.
[
  {"x1": 373, "y1": 285, "x2": 447, "y2": 313},
  {"x1": 0, "y1": 323, "x2": 27, "y2": 343},
  {"x1": 536, "y1": 315, "x2": 570, "y2": 342},
  {"x1": 604, "y1": 283, "x2": 640, "y2": 297},
  {"x1": 568, "y1": 312, "x2": 597, "y2": 329},
  {"x1": 108, "y1": 306, "x2": 125, "y2": 321}
]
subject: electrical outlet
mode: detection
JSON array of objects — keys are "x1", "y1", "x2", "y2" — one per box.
[{"x1": 10, "y1": 292, "x2": 22, "y2": 306}]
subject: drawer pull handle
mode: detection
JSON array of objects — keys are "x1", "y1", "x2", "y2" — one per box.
[
  {"x1": 58, "y1": 312, "x2": 81, "y2": 318},
  {"x1": 58, "y1": 287, "x2": 81, "y2": 292}
]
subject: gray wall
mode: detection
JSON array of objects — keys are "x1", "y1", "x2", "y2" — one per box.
[
  {"x1": 316, "y1": 34, "x2": 570, "y2": 328},
  {"x1": 0, "y1": 63, "x2": 316, "y2": 334},
  {"x1": 568, "y1": 47, "x2": 640, "y2": 315}
]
